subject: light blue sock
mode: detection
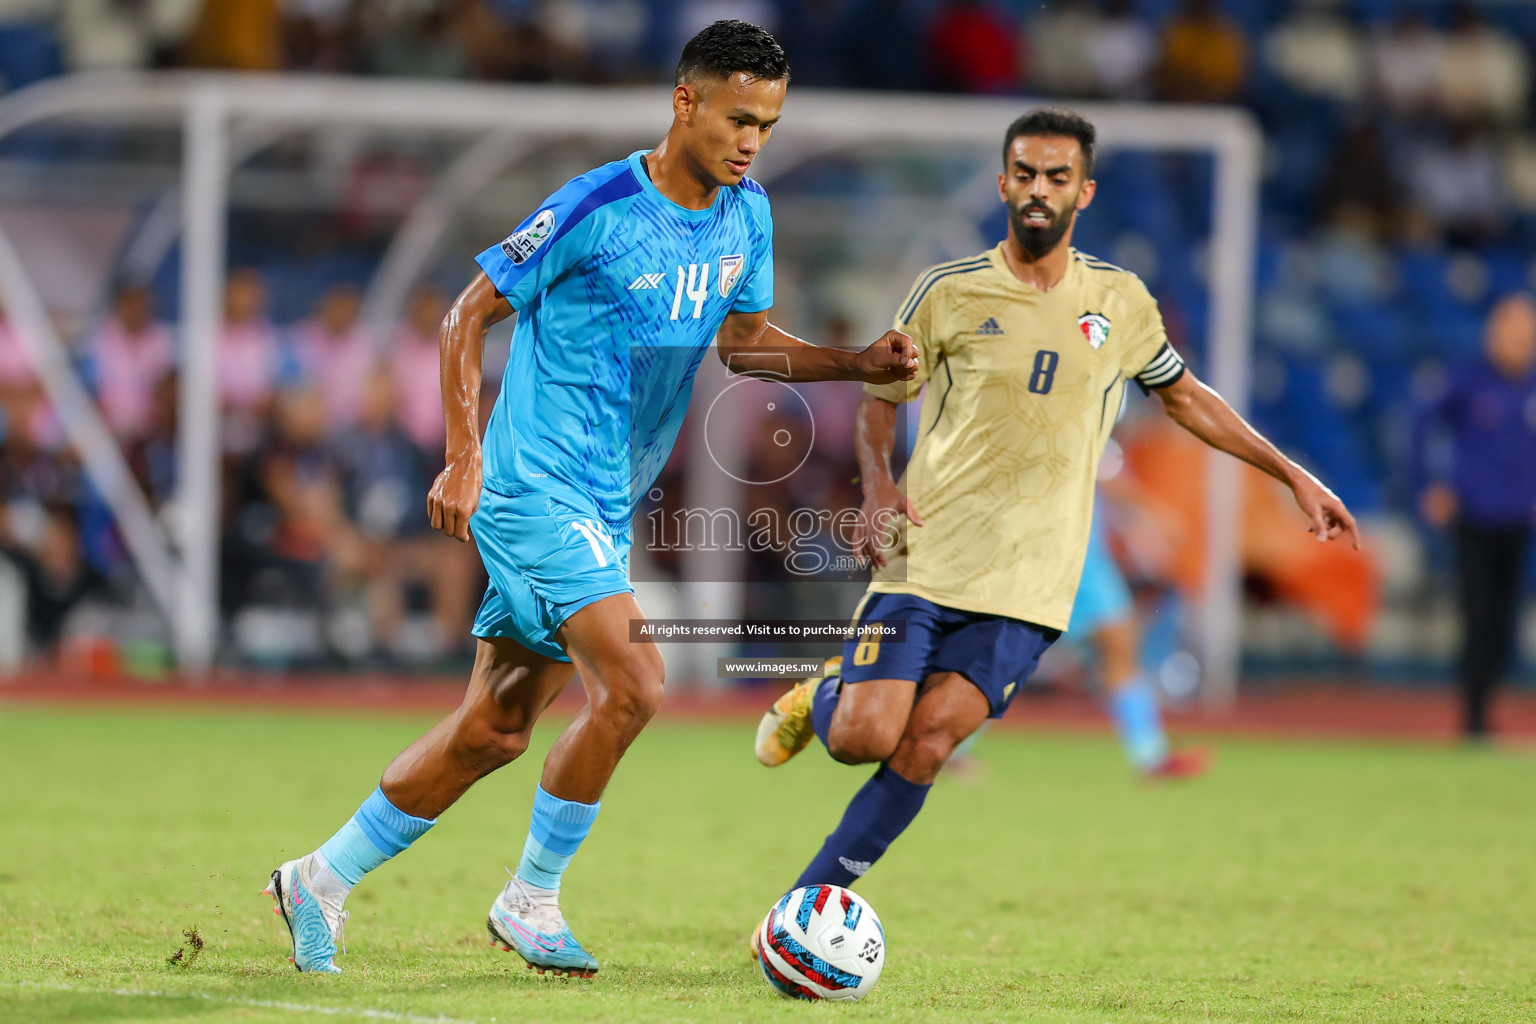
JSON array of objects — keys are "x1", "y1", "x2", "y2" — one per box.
[
  {"x1": 316, "y1": 787, "x2": 436, "y2": 888},
  {"x1": 1106, "y1": 674, "x2": 1169, "y2": 772},
  {"x1": 516, "y1": 785, "x2": 601, "y2": 891}
]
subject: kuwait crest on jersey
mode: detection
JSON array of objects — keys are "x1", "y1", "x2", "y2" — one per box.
[
  {"x1": 718, "y1": 254, "x2": 745, "y2": 297},
  {"x1": 1077, "y1": 312, "x2": 1111, "y2": 350}
]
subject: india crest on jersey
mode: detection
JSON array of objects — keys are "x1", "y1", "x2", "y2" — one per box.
[
  {"x1": 718, "y1": 254, "x2": 745, "y2": 297},
  {"x1": 1077, "y1": 311, "x2": 1111, "y2": 350}
]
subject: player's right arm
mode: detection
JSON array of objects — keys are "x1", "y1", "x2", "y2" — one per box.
[
  {"x1": 428, "y1": 272, "x2": 511, "y2": 542},
  {"x1": 852, "y1": 266, "x2": 944, "y2": 566},
  {"x1": 852, "y1": 395, "x2": 924, "y2": 568},
  {"x1": 428, "y1": 171, "x2": 613, "y2": 540}
]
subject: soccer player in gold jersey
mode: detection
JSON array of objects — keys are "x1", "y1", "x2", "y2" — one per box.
[{"x1": 752, "y1": 108, "x2": 1358, "y2": 893}]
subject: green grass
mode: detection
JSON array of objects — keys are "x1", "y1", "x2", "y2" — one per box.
[{"x1": 1, "y1": 706, "x2": 1534, "y2": 1024}]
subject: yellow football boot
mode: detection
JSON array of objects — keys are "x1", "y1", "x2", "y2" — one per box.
[{"x1": 754, "y1": 656, "x2": 841, "y2": 767}]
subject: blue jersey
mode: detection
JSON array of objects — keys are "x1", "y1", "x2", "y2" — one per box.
[{"x1": 475, "y1": 150, "x2": 774, "y2": 530}]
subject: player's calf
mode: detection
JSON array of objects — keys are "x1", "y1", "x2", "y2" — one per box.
[{"x1": 887, "y1": 674, "x2": 991, "y2": 785}]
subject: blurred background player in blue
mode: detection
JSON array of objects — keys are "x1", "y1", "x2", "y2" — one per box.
[
  {"x1": 1414, "y1": 293, "x2": 1536, "y2": 740},
  {"x1": 1069, "y1": 495, "x2": 1208, "y2": 778}
]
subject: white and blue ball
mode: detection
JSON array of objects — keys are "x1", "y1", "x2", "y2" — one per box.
[{"x1": 756, "y1": 884, "x2": 885, "y2": 1001}]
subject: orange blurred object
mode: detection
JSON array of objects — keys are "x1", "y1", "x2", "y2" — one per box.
[{"x1": 1120, "y1": 414, "x2": 1379, "y2": 651}]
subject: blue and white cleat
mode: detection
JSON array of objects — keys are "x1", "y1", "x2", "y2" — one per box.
[
  {"x1": 264, "y1": 855, "x2": 348, "y2": 974},
  {"x1": 486, "y1": 876, "x2": 599, "y2": 978}
]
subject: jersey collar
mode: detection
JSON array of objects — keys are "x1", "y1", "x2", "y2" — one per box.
[
  {"x1": 986, "y1": 242, "x2": 1080, "y2": 294},
  {"x1": 628, "y1": 151, "x2": 724, "y2": 221}
]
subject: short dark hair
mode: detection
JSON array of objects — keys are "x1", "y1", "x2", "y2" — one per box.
[
  {"x1": 1003, "y1": 108, "x2": 1096, "y2": 176},
  {"x1": 675, "y1": 20, "x2": 790, "y2": 87}
]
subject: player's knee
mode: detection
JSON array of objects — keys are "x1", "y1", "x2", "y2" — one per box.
[
  {"x1": 593, "y1": 652, "x2": 666, "y2": 730},
  {"x1": 456, "y1": 717, "x2": 534, "y2": 771},
  {"x1": 908, "y1": 730, "x2": 959, "y2": 778},
  {"x1": 902, "y1": 715, "x2": 970, "y2": 779},
  {"x1": 827, "y1": 718, "x2": 903, "y2": 765}
]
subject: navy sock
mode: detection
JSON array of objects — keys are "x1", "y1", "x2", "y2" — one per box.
[
  {"x1": 794, "y1": 764, "x2": 931, "y2": 889},
  {"x1": 810, "y1": 673, "x2": 841, "y2": 748}
]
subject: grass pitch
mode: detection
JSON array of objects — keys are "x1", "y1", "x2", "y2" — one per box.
[{"x1": 1, "y1": 703, "x2": 1534, "y2": 1023}]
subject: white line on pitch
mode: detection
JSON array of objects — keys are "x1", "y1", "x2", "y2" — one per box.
[{"x1": 3, "y1": 980, "x2": 479, "y2": 1023}]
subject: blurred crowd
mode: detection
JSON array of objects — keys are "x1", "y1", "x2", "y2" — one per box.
[
  {"x1": 4, "y1": 0, "x2": 1536, "y2": 671},
  {"x1": 0, "y1": 272, "x2": 480, "y2": 666}
]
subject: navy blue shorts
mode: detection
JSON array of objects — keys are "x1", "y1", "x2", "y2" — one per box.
[{"x1": 840, "y1": 590, "x2": 1060, "y2": 718}]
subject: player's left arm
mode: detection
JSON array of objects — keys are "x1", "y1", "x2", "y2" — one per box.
[
  {"x1": 715, "y1": 310, "x2": 917, "y2": 385},
  {"x1": 1153, "y1": 370, "x2": 1361, "y2": 549}
]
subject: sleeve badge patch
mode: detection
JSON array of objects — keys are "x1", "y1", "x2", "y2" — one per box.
[{"x1": 500, "y1": 208, "x2": 556, "y2": 265}]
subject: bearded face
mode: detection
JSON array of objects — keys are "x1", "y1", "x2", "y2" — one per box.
[
  {"x1": 998, "y1": 134, "x2": 1094, "y2": 261},
  {"x1": 1008, "y1": 191, "x2": 1079, "y2": 259}
]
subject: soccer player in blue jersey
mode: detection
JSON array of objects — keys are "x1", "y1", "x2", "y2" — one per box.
[
  {"x1": 263, "y1": 20, "x2": 917, "y2": 978},
  {"x1": 1069, "y1": 496, "x2": 1208, "y2": 779}
]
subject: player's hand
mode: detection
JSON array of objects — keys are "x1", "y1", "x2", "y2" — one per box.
[
  {"x1": 1291, "y1": 472, "x2": 1359, "y2": 549},
  {"x1": 428, "y1": 452, "x2": 482, "y2": 542},
  {"x1": 852, "y1": 330, "x2": 918, "y2": 385},
  {"x1": 853, "y1": 479, "x2": 923, "y2": 568}
]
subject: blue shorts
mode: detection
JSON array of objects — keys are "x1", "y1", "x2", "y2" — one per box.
[
  {"x1": 1066, "y1": 515, "x2": 1133, "y2": 637},
  {"x1": 840, "y1": 590, "x2": 1059, "y2": 718},
  {"x1": 469, "y1": 484, "x2": 634, "y2": 662}
]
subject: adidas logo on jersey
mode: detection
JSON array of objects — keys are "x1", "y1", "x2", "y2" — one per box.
[
  {"x1": 975, "y1": 317, "x2": 1004, "y2": 336},
  {"x1": 627, "y1": 272, "x2": 668, "y2": 291}
]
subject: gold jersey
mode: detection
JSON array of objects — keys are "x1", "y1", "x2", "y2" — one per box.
[{"x1": 864, "y1": 243, "x2": 1184, "y2": 630}]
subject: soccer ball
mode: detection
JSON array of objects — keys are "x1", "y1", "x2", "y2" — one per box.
[{"x1": 756, "y1": 884, "x2": 885, "y2": 1001}]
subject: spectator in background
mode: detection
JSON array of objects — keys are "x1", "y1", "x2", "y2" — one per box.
[
  {"x1": 0, "y1": 302, "x2": 47, "y2": 446},
  {"x1": 1405, "y1": 121, "x2": 1506, "y2": 247},
  {"x1": 1438, "y1": 1, "x2": 1528, "y2": 126},
  {"x1": 126, "y1": 373, "x2": 178, "y2": 508},
  {"x1": 1414, "y1": 294, "x2": 1536, "y2": 740},
  {"x1": 217, "y1": 268, "x2": 282, "y2": 453},
  {"x1": 1083, "y1": 0, "x2": 1156, "y2": 100},
  {"x1": 926, "y1": 0, "x2": 1017, "y2": 94},
  {"x1": 0, "y1": 502, "x2": 107, "y2": 656},
  {"x1": 60, "y1": 0, "x2": 199, "y2": 71},
  {"x1": 1026, "y1": 0, "x2": 1098, "y2": 98},
  {"x1": 838, "y1": 0, "x2": 918, "y2": 90},
  {"x1": 390, "y1": 283, "x2": 446, "y2": 455},
  {"x1": 1157, "y1": 0, "x2": 1248, "y2": 104},
  {"x1": 88, "y1": 283, "x2": 173, "y2": 442},
  {"x1": 225, "y1": 385, "x2": 347, "y2": 611},
  {"x1": 777, "y1": 0, "x2": 845, "y2": 87},
  {"x1": 1320, "y1": 119, "x2": 1400, "y2": 240},
  {"x1": 366, "y1": 0, "x2": 471, "y2": 79},
  {"x1": 1263, "y1": 0, "x2": 1365, "y2": 104},
  {"x1": 182, "y1": 0, "x2": 282, "y2": 70},
  {"x1": 1370, "y1": 11, "x2": 1444, "y2": 119},
  {"x1": 281, "y1": 0, "x2": 359, "y2": 73},
  {"x1": 333, "y1": 369, "x2": 477, "y2": 655},
  {"x1": 673, "y1": 1, "x2": 779, "y2": 61},
  {"x1": 287, "y1": 283, "x2": 374, "y2": 432},
  {"x1": 540, "y1": 0, "x2": 651, "y2": 83}
]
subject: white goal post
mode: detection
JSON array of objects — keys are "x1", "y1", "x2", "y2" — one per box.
[{"x1": 0, "y1": 73, "x2": 1259, "y2": 704}]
